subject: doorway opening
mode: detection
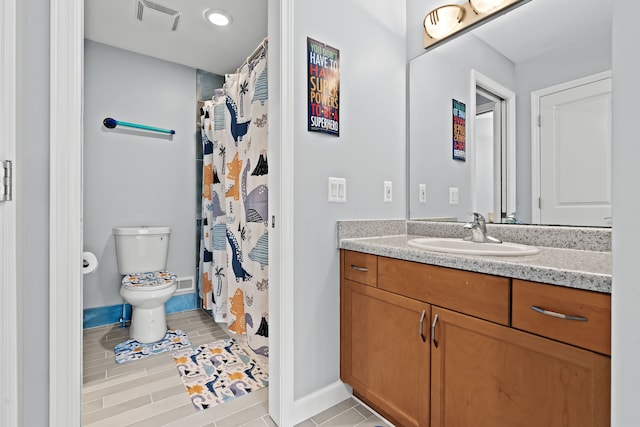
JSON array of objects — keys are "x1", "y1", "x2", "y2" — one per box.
[
  {"x1": 475, "y1": 86, "x2": 506, "y2": 222},
  {"x1": 470, "y1": 70, "x2": 516, "y2": 223}
]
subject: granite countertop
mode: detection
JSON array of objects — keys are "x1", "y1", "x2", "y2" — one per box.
[{"x1": 339, "y1": 234, "x2": 612, "y2": 294}]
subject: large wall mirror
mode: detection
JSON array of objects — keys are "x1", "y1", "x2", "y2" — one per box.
[{"x1": 408, "y1": 0, "x2": 612, "y2": 226}]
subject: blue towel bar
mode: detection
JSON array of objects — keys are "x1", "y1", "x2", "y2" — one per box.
[{"x1": 103, "y1": 117, "x2": 175, "y2": 135}]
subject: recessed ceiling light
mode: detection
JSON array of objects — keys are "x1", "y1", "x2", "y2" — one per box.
[{"x1": 203, "y1": 9, "x2": 232, "y2": 27}]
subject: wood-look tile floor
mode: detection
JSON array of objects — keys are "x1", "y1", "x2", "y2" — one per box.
[{"x1": 83, "y1": 309, "x2": 391, "y2": 427}]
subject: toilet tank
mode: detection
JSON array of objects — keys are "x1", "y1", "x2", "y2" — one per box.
[{"x1": 113, "y1": 226, "x2": 171, "y2": 274}]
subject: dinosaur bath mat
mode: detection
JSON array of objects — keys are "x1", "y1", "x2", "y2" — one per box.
[
  {"x1": 172, "y1": 338, "x2": 269, "y2": 411},
  {"x1": 114, "y1": 330, "x2": 191, "y2": 364}
]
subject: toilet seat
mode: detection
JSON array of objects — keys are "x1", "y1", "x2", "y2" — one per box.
[{"x1": 122, "y1": 271, "x2": 177, "y2": 291}]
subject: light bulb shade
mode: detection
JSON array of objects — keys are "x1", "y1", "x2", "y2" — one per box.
[
  {"x1": 424, "y1": 5, "x2": 466, "y2": 39},
  {"x1": 469, "y1": 0, "x2": 508, "y2": 14}
]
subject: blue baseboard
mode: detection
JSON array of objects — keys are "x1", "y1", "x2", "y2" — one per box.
[
  {"x1": 83, "y1": 293, "x2": 198, "y2": 329},
  {"x1": 166, "y1": 292, "x2": 198, "y2": 313},
  {"x1": 83, "y1": 304, "x2": 131, "y2": 329}
]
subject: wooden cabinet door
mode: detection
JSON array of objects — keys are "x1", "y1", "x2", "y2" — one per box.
[
  {"x1": 431, "y1": 307, "x2": 610, "y2": 427},
  {"x1": 341, "y1": 279, "x2": 430, "y2": 427}
]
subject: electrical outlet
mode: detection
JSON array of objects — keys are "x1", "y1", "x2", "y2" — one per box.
[
  {"x1": 449, "y1": 187, "x2": 459, "y2": 205},
  {"x1": 384, "y1": 181, "x2": 392, "y2": 202},
  {"x1": 419, "y1": 184, "x2": 426, "y2": 203},
  {"x1": 328, "y1": 177, "x2": 346, "y2": 202}
]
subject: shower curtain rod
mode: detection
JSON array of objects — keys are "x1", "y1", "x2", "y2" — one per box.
[{"x1": 236, "y1": 38, "x2": 268, "y2": 73}]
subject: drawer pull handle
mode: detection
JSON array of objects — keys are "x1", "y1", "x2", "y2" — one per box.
[
  {"x1": 529, "y1": 305, "x2": 588, "y2": 322},
  {"x1": 350, "y1": 265, "x2": 369, "y2": 272},
  {"x1": 431, "y1": 314, "x2": 439, "y2": 348},
  {"x1": 419, "y1": 310, "x2": 426, "y2": 342}
]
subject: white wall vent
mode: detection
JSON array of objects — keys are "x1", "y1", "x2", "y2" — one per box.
[{"x1": 174, "y1": 276, "x2": 195, "y2": 295}]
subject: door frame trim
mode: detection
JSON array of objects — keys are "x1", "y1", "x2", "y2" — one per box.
[
  {"x1": 269, "y1": 0, "x2": 295, "y2": 424},
  {"x1": 49, "y1": 0, "x2": 84, "y2": 425},
  {"x1": 1, "y1": 0, "x2": 19, "y2": 425},
  {"x1": 530, "y1": 70, "x2": 612, "y2": 224}
]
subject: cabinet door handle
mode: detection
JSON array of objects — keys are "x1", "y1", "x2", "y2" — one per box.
[
  {"x1": 419, "y1": 310, "x2": 426, "y2": 342},
  {"x1": 529, "y1": 305, "x2": 588, "y2": 322},
  {"x1": 350, "y1": 265, "x2": 369, "y2": 272},
  {"x1": 431, "y1": 314, "x2": 439, "y2": 348}
]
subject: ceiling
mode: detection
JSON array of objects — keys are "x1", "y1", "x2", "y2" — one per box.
[
  {"x1": 85, "y1": 0, "x2": 268, "y2": 75},
  {"x1": 471, "y1": 0, "x2": 612, "y2": 63},
  {"x1": 85, "y1": 0, "x2": 612, "y2": 76}
]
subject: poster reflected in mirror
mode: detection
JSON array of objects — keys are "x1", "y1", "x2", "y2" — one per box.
[{"x1": 453, "y1": 99, "x2": 466, "y2": 161}]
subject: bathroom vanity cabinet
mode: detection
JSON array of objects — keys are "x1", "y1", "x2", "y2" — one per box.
[{"x1": 340, "y1": 250, "x2": 611, "y2": 427}]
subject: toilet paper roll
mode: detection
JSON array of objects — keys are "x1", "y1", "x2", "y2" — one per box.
[{"x1": 82, "y1": 251, "x2": 98, "y2": 274}]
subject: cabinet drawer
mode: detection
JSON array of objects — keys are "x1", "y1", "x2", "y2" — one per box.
[
  {"x1": 512, "y1": 280, "x2": 611, "y2": 355},
  {"x1": 343, "y1": 250, "x2": 377, "y2": 287},
  {"x1": 378, "y1": 257, "x2": 510, "y2": 325}
]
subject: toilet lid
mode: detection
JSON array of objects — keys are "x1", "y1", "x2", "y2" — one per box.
[{"x1": 122, "y1": 271, "x2": 177, "y2": 290}]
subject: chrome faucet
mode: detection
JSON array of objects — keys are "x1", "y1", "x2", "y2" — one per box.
[{"x1": 463, "y1": 212, "x2": 502, "y2": 243}]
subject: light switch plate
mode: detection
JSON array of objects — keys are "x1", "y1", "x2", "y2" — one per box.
[
  {"x1": 384, "y1": 181, "x2": 392, "y2": 203},
  {"x1": 419, "y1": 184, "x2": 426, "y2": 203},
  {"x1": 449, "y1": 187, "x2": 459, "y2": 205},
  {"x1": 328, "y1": 177, "x2": 346, "y2": 202}
]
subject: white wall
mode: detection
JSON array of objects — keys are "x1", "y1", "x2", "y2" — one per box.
[
  {"x1": 292, "y1": 0, "x2": 407, "y2": 400},
  {"x1": 409, "y1": 34, "x2": 514, "y2": 220},
  {"x1": 83, "y1": 41, "x2": 197, "y2": 308},
  {"x1": 611, "y1": 0, "x2": 640, "y2": 424}
]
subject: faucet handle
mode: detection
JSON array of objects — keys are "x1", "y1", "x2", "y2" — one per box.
[
  {"x1": 467, "y1": 212, "x2": 487, "y2": 232},
  {"x1": 468, "y1": 212, "x2": 486, "y2": 224},
  {"x1": 465, "y1": 212, "x2": 501, "y2": 243}
]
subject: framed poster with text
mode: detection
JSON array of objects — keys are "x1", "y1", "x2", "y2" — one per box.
[
  {"x1": 307, "y1": 37, "x2": 340, "y2": 136},
  {"x1": 452, "y1": 99, "x2": 466, "y2": 161}
]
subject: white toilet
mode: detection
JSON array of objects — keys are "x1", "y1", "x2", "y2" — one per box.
[{"x1": 113, "y1": 226, "x2": 177, "y2": 344}]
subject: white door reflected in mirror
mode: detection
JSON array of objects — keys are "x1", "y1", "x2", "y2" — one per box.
[{"x1": 532, "y1": 72, "x2": 612, "y2": 227}]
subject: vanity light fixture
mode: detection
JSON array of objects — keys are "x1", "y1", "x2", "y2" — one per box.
[
  {"x1": 424, "y1": 5, "x2": 466, "y2": 40},
  {"x1": 469, "y1": 0, "x2": 509, "y2": 14},
  {"x1": 203, "y1": 9, "x2": 232, "y2": 27},
  {"x1": 423, "y1": 0, "x2": 530, "y2": 51}
]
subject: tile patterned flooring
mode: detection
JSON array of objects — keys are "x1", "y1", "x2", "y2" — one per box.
[{"x1": 83, "y1": 309, "x2": 391, "y2": 427}]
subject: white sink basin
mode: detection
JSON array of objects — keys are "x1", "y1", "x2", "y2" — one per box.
[{"x1": 408, "y1": 237, "x2": 540, "y2": 256}]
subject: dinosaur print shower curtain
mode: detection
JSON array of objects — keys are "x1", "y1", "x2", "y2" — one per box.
[{"x1": 199, "y1": 43, "x2": 268, "y2": 357}]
